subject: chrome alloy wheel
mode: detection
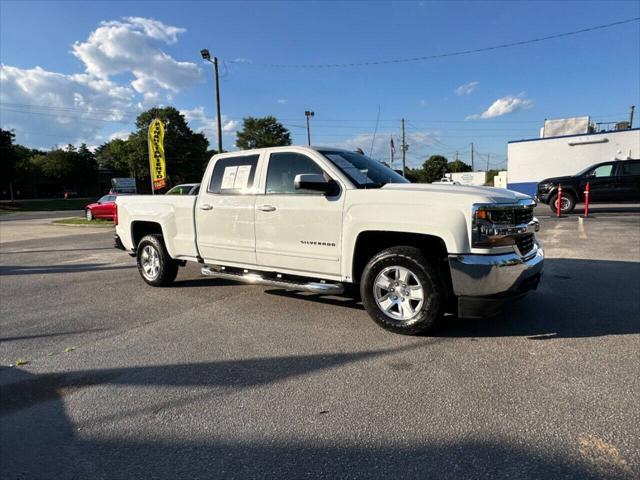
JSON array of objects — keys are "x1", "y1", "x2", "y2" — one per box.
[
  {"x1": 140, "y1": 245, "x2": 160, "y2": 280},
  {"x1": 554, "y1": 196, "x2": 570, "y2": 211},
  {"x1": 373, "y1": 266, "x2": 425, "y2": 322}
]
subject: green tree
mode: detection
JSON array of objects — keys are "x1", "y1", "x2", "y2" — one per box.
[
  {"x1": 95, "y1": 138, "x2": 136, "y2": 176},
  {"x1": 30, "y1": 148, "x2": 74, "y2": 181},
  {"x1": 236, "y1": 116, "x2": 291, "y2": 150},
  {"x1": 420, "y1": 155, "x2": 449, "y2": 183},
  {"x1": 404, "y1": 167, "x2": 427, "y2": 183},
  {"x1": 446, "y1": 160, "x2": 472, "y2": 173},
  {"x1": 0, "y1": 128, "x2": 18, "y2": 199},
  {"x1": 13, "y1": 144, "x2": 45, "y2": 197},
  {"x1": 29, "y1": 144, "x2": 98, "y2": 195}
]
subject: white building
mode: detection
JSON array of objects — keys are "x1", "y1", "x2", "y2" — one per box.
[
  {"x1": 493, "y1": 171, "x2": 508, "y2": 188},
  {"x1": 445, "y1": 171, "x2": 487, "y2": 186},
  {"x1": 507, "y1": 120, "x2": 639, "y2": 196}
]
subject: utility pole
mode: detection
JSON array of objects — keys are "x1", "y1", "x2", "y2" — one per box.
[
  {"x1": 471, "y1": 142, "x2": 474, "y2": 171},
  {"x1": 486, "y1": 153, "x2": 490, "y2": 172},
  {"x1": 401, "y1": 118, "x2": 407, "y2": 176},
  {"x1": 455, "y1": 151, "x2": 459, "y2": 162},
  {"x1": 200, "y1": 49, "x2": 223, "y2": 153},
  {"x1": 305, "y1": 110, "x2": 314, "y2": 145}
]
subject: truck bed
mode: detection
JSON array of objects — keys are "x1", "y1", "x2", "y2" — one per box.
[{"x1": 115, "y1": 195, "x2": 199, "y2": 259}]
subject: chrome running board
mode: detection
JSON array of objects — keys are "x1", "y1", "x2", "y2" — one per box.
[{"x1": 201, "y1": 266, "x2": 344, "y2": 295}]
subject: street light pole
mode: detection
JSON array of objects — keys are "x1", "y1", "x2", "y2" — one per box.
[
  {"x1": 200, "y1": 49, "x2": 223, "y2": 153},
  {"x1": 305, "y1": 110, "x2": 314, "y2": 145},
  {"x1": 213, "y1": 57, "x2": 223, "y2": 153}
]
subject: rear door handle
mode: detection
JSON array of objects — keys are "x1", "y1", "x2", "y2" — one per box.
[
  {"x1": 257, "y1": 204, "x2": 276, "y2": 212},
  {"x1": 199, "y1": 204, "x2": 213, "y2": 211}
]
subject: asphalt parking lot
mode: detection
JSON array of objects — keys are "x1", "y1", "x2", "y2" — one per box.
[{"x1": 1, "y1": 212, "x2": 639, "y2": 479}]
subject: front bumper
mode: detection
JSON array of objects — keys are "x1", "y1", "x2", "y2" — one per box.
[{"x1": 448, "y1": 244, "x2": 544, "y2": 319}]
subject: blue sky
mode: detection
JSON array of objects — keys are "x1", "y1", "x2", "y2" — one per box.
[{"x1": 1, "y1": 0, "x2": 639, "y2": 168}]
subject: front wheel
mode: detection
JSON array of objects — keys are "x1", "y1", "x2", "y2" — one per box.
[
  {"x1": 360, "y1": 246, "x2": 443, "y2": 335},
  {"x1": 85, "y1": 209, "x2": 93, "y2": 221},
  {"x1": 136, "y1": 234, "x2": 178, "y2": 286},
  {"x1": 549, "y1": 192, "x2": 576, "y2": 214}
]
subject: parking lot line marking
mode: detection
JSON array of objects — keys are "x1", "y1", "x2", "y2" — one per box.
[{"x1": 578, "y1": 217, "x2": 587, "y2": 239}]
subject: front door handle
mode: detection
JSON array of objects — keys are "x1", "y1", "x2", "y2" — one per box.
[
  {"x1": 199, "y1": 204, "x2": 213, "y2": 211},
  {"x1": 257, "y1": 204, "x2": 276, "y2": 212}
]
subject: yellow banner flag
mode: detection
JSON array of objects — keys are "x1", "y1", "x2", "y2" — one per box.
[{"x1": 148, "y1": 118, "x2": 167, "y2": 190}]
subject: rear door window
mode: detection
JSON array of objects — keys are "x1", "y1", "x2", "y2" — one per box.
[
  {"x1": 619, "y1": 161, "x2": 640, "y2": 176},
  {"x1": 208, "y1": 155, "x2": 260, "y2": 194}
]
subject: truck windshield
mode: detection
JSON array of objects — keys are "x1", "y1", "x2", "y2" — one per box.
[{"x1": 319, "y1": 150, "x2": 409, "y2": 188}]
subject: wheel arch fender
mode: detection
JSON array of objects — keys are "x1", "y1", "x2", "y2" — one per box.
[
  {"x1": 550, "y1": 185, "x2": 579, "y2": 200},
  {"x1": 131, "y1": 221, "x2": 171, "y2": 256},
  {"x1": 349, "y1": 230, "x2": 452, "y2": 284}
]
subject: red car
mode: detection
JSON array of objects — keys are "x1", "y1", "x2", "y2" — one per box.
[{"x1": 85, "y1": 194, "x2": 117, "y2": 221}]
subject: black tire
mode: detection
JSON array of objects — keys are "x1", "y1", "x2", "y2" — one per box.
[
  {"x1": 136, "y1": 234, "x2": 178, "y2": 286},
  {"x1": 85, "y1": 209, "x2": 93, "y2": 221},
  {"x1": 360, "y1": 246, "x2": 443, "y2": 335},
  {"x1": 549, "y1": 191, "x2": 576, "y2": 214}
]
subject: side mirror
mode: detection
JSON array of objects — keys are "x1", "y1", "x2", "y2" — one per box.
[{"x1": 294, "y1": 174, "x2": 338, "y2": 195}]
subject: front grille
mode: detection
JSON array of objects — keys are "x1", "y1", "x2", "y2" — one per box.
[
  {"x1": 515, "y1": 233, "x2": 535, "y2": 255},
  {"x1": 489, "y1": 206, "x2": 534, "y2": 225},
  {"x1": 514, "y1": 207, "x2": 534, "y2": 225}
]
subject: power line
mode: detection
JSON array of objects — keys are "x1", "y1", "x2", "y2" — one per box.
[
  {"x1": 1, "y1": 103, "x2": 631, "y2": 126},
  {"x1": 0, "y1": 107, "x2": 134, "y2": 124},
  {"x1": 227, "y1": 17, "x2": 639, "y2": 68}
]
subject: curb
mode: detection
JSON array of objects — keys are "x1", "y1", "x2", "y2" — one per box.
[{"x1": 52, "y1": 220, "x2": 114, "y2": 228}]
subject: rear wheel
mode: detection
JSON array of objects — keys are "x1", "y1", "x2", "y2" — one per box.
[
  {"x1": 360, "y1": 246, "x2": 443, "y2": 335},
  {"x1": 136, "y1": 234, "x2": 178, "y2": 286},
  {"x1": 85, "y1": 209, "x2": 93, "y2": 221},
  {"x1": 549, "y1": 192, "x2": 576, "y2": 214}
]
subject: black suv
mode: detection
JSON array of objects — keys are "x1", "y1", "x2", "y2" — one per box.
[{"x1": 536, "y1": 159, "x2": 640, "y2": 214}]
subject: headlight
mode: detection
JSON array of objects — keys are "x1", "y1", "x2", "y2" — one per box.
[{"x1": 472, "y1": 203, "x2": 536, "y2": 249}]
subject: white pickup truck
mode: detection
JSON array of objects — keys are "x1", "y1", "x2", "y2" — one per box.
[{"x1": 114, "y1": 146, "x2": 543, "y2": 335}]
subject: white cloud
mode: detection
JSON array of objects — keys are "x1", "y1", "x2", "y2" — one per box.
[
  {"x1": 72, "y1": 17, "x2": 201, "y2": 102},
  {"x1": 455, "y1": 81, "x2": 479, "y2": 96},
  {"x1": 109, "y1": 130, "x2": 131, "y2": 141},
  {"x1": 466, "y1": 94, "x2": 533, "y2": 120},
  {"x1": 0, "y1": 65, "x2": 137, "y2": 148},
  {"x1": 118, "y1": 17, "x2": 185, "y2": 43},
  {"x1": 181, "y1": 107, "x2": 239, "y2": 144},
  {"x1": 0, "y1": 17, "x2": 200, "y2": 148},
  {"x1": 277, "y1": 99, "x2": 287, "y2": 104}
]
